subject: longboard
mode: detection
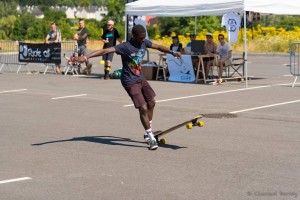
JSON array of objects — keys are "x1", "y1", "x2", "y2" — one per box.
[{"x1": 152, "y1": 115, "x2": 204, "y2": 144}]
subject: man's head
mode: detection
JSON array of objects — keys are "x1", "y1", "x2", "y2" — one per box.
[
  {"x1": 218, "y1": 34, "x2": 225, "y2": 44},
  {"x1": 50, "y1": 22, "x2": 57, "y2": 31},
  {"x1": 206, "y1": 33, "x2": 213, "y2": 43},
  {"x1": 78, "y1": 19, "x2": 85, "y2": 29},
  {"x1": 107, "y1": 20, "x2": 114, "y2": 31},
  {"x1": 132, "y1": 24, "x2": 146, "y2": 44},
  {"x1": 172, "y1": 36, "x2": 179, "y2": 44},
  {"x1": 189, "y1": 34, "x2": 196, "y2": 41}
]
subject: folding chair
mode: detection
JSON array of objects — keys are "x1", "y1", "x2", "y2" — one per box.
[
  {"x1": 227, "y1": 52, "x2": 245, "y2": 77},
  {"x1": 156, "y1": 53, "x2": 167, "y2": 81},
  {"x1": 62, "y1": 53, "x2": 79, "y2": 76}
]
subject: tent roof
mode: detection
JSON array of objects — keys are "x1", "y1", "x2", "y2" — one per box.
[{"x1": 126, "y1": 0, "x2": 300, "y2": 16}]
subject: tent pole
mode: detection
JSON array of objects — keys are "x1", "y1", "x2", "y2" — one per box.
[
  {"x1": 125, "y1": 13, "x2": 128, "y2": 42},
  {"x1": 194, "y1": 16, "x2": 197, "y2": 34},
  {"x1": 243, "y1": 10, "x2": 248, "y2": 88}
]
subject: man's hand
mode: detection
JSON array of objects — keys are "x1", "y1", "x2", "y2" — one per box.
[
  {"x1": 73, "y1": 33, "x2": 79, "y2": 40},
  {"x1": 72, "y1": 56, "x2": 86, "y2": 63},
  {"x1": 173, "y1": 51, "x2": 182, "y2": 59}
]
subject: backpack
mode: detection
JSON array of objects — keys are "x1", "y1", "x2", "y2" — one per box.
[{"x1": 110, "y1": 69, "x2": 122, "y2": 79}]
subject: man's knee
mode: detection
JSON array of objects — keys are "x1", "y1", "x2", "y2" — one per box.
[
  {"x1": 147, "y1": 99, "x2": 156, "y2": 108},
  {"x1": 138, "y1": 104, "x2": 148, "y2": 115}
]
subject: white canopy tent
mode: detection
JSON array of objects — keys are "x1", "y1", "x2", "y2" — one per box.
[
  {"x1": 126, "y1": 0, "x2": 300, "y2": 16},
  {"x1": 125, "y1": 0, "x2": 300, "y2": 87}
]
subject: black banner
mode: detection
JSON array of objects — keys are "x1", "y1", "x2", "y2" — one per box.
[{"x1": 19, "y1": 42, "x2": 61, "y2": 63}]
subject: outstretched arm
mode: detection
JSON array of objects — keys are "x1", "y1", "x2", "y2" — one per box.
[
  {"x1": 73, "y1": 47, "x2": 116, "y2": 63},
  {"x1": 151, "y1": 43, "x2": 181, "y2": 58}
]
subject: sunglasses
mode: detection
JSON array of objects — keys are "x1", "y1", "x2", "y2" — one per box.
[{"x1": 218, "y1": 38, "x2": 224, "y2": 40}]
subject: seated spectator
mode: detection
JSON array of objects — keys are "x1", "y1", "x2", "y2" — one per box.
[
  {"x1": 203, "y1": 33, "x2": 217, "y2": 79},
  {"x1": 170, "y1": 36, "x2": 183, "y2": 53},
  {"x1": 183, "y1": 33, "x2": 198, "y2": 73},
  {"x1": 216, "y1": 34, "x2": 232, "y2": 84}
]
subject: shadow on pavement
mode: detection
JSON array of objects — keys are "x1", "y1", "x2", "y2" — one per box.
[{"x1": 31, "y1": 135, "x2": 186, "y2": 150}]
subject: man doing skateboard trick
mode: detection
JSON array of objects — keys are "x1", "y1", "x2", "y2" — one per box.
[{"x1": 73, "y1": 25, "x2": 181, "y2": 150}]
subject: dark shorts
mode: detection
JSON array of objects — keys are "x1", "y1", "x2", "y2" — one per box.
[
  {"x1": 78, "y1": 45, "x2": 87, "y2": 56},
  {"x1": 103, "y1": 52, "x2": 114, "y2": 61},
  {"x1": 203, "y1": 57, "x2": 215, "y2": 62},
  {"x1": 122, "y1": 77, "x2": 156, "y2": 108}
]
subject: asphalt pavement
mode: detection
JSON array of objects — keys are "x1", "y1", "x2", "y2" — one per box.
[{"x1": 0, "y1": 53, "x2": 299, "y2": 200}]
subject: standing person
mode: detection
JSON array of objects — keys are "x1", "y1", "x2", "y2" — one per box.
[
  {"x1": 44, "y1": 22, "x2": 61, "y2": 74},
  {"x1": 216, "y1": 34, "x2": 232, "y2": 84},
  {"x1": 101, "y1": 20, "x2": 122, "y2": 80},
  {"x1": 203, "y1": 33, "x2": 217, "y2": 79},
  {"x1": 73, "y1": 19, "x2": 92, "y2": 74},
  {"x1": 73, "y1": 25, "x2": 181, "y2": 150}
]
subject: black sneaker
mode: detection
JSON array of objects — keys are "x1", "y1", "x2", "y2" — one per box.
[{"x1": 149, "y1": 140, "x2": 158, "y2": 150}]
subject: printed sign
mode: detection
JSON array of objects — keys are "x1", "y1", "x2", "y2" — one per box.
[
  {"x1": 19, "y1": 42, "x2": 61, "y2": 63},
  {"x1": 167, "y1": 54, "x2": 195, "y2": 82}
]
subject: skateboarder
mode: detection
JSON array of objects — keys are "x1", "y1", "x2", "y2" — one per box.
[{"x1": 73, "y1": 24, "x2": 181, "y2": 150}]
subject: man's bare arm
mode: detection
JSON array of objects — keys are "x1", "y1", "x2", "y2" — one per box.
[
  {"x1": 151, "y1": 43, "x2": 181, "y2": 58},
  {"x1": 78, "y1": 33, "x2": 88, "y2": 40},
  {"x1": 73, "y1": 47, "x2": 116, "y2": 63}
]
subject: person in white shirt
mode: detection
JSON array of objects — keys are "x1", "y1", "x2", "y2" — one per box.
[{"x1": 216, "y1": 34, "x2": 232, "y2": 84}]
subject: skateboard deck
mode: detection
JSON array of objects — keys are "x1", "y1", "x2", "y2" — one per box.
[{"x1": 153, "y1": 115, "x2": 204, "y2": 144}]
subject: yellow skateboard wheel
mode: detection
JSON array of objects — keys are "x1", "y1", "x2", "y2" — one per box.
[
  {"x1": 197, "y1": 121, "x2": 204, "y2": 127},
  {"x1": 186, "y1": 123, "x2": 193, "y2": 129},
  {"x1": 100, "y1": 60, "x2": 105, "y2": 65},
  {"x1": 160, "y1": 138, "x2": 166, "y2": 144}
]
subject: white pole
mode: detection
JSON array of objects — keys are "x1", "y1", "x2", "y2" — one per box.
[
  {"x1": 125, "y1": 13, "x2": 128, "y2": 42},
  {"x1": 194, "y1": 16, "x2": 197, "y2": 35},
  {"x1": 243, "y1": 10, "x2": 248, "y2": 88}
]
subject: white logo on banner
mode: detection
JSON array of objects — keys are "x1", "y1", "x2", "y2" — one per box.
[{"x1": 167, "y1": 54, "x2": 195, "y2": 82}]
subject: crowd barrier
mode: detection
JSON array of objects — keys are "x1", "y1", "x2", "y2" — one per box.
[
  {"x1": 0, "y1": 40, "x2": 77, "y2": 74},
  {"x1": 290, "y1": 42, "x2": 300, "y2": 87},
  {"x1": 0, "y1": 40, "x2": 29, "y2": 73}
]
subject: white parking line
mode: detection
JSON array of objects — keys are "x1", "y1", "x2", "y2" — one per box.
[
  {"x1": 230, "y1": 99, "x2": 300, "y2": 114},
  {"x1": 0, "y1": 89, "x2": 27, "y2": 94},
  {"x1": 52, "y1": 94, "x2": 87, "y2": 100},
  {"x1": 122, "y1": 83, "x2": 290, "y2": 107},
  {"x1": 0, "y1": 177, "x2": 32, "y2": 185}
]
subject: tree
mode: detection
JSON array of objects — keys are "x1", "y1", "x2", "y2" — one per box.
[
  {"x1": 25, "y1": 19, "x2": 47, "y2": 40},
  {"x1": 0, "y1": 1, "x2": 18, "y2": 17},
  {"x1": 12, "y1": 13, "x2": 36, "y2": 41},
  {"x1": 103, "y1": 0, "x2": 126, "y2": 24}
]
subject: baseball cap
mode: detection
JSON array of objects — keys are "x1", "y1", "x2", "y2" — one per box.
[
  {"x1": 206, "y1": 33, "x2": 213, "y2": 37},
  {"x1": 107, "y1": 20, "x2": 114, "y2": 25},
  {"x1": 189, "y1": 34, "x2": 196, "y2": 37}
]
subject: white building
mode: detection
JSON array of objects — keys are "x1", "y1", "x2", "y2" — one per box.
[{"x1": 18, "y1": 6, "x2": 108, "y2": 21}]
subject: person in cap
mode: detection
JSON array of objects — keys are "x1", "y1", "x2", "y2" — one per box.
[
  {"x1": 183, "y1": 33, "x2": 198, "y2": 73},
  {"x1": 101, "y1": 20, "x2": 123, "y2": 80},
  {"x1": 204, "y1": 32, "x2": 217, "y2": 79},
  {"x1": 170, "y1": 36, "x2": 183, "y2": 53},
  {"x1": 73, "y1": 24, "x2": 181, "y2": 150}
]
